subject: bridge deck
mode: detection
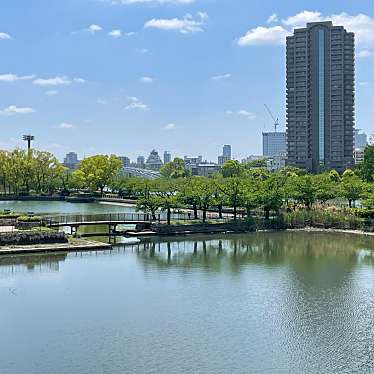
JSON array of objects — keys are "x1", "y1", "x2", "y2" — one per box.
[{"x1": 49, "y1": 220, "x2": 163, "y2": 227}]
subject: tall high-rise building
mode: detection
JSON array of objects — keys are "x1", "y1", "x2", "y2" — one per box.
[
  {"x1": 223, "y1": 145, "x2": 232, "y2": 159},
  {"x1": 286, "y1": 21, "x2": 355, "y2": 172},
  {"x1": 63, "y1": 152, "x2": 80, "y2": 171},
  {"x1": 137, "y1": 156, "x2": 145, "y2": 168},
  {"x1": 262, "y1": 132, "x2": 287, "y2": 157},
  {"x1": 354, "y1": 129, "x2": 367, "y2": 150},
  {"x1": 163, "y1": 151, "x2": 171, "y2": 164},
  {"x1": 119, "y1": 156, "x2": 131, "y2": 168}
]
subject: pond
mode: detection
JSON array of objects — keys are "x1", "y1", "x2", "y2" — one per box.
[{"x1": 0, "y1": 231, "x2": 373, "y2": 373}]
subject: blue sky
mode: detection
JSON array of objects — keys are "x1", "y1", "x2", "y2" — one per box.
[{"x1": 0, "y1": 0, "x2": 373, "y2": 162}]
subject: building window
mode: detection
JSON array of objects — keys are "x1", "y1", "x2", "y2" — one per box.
[{"x1": 319, "y1": 28, "x2": 325, "y2": 163}]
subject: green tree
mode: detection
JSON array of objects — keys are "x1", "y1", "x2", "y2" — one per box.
[
  {"x1": 218, "y1": 177, "x2": 244, "y2": 220},
  {"x1": 221, "y1": 160, "x2": 243, "y2": 178},
  {"x1": 358, "y1": 145, "x2": 374, "y2": 182},
  {"x1": 340, "y1": 170, "x2": 366, "y2": 208},
  {"x1": 160, "y1": 158, "x2": 190, "y2": 178},
  {"x1": 73, "y1": 155, "x2": 122, "y2": 195}
]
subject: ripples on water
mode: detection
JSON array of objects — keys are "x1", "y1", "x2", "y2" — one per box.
[{"x1": 0, "y1": 232, "x2": 373, "y2": 374}]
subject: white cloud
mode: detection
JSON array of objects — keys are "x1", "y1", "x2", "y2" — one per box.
[
  {"x1": 125, "y1": 96, "x2": 149, "y2": 110},
  {"x1": 96, "y1": 98, "x2": 107, "y2": 104},
  {"x1": 45, "y1": 90, "x2": 58, "y2": 96},
  {"x1": 106, "y1": 0, "x2": 195, "y2": 4},
  {"x1": 227, "y1": 110, "x2": 256, "y2": 120},
  {"x1": 144, "y1": 12, "x2": 208, "y2": 34},
  {"x1": 0, "y1": 32, "x2": 11, "y2": 40},
  {"x1": 162, "y1": 123, "x2": 176, "y2": 130},
  {"x1": 126, "y1": 32, "x2": 136, "y2": 36},
  {"x1": 139, "y1": 76, "x2": 153, "y2": 83},
  {"x1": 0, "y1": 105, "x2": 35, "y2": 116},
  {"x1": 0, "y1": 74, "x2": 35, "y2": 82},
  {"x1": 59, "y1": 123, "x2": 74, "y2": 129},
  {"x1": 358, "y1": 49, "x2": 373, "y2": 58},
  {"x1": 282, "y1": 11, "x2": 322, "y2": 28},
  {"x1": 359, "y1": 81, "x2": 369, "y2": 86},
  {"x1": 239, "y1": 11, "x2": 374, "y2": 48},
  {"x1": 108, "y1": 29, "x2": 122, "y2": 38},
  {"x1": 211, "y1": 73, "x2": 231, "y2": 81},
  {"x1": 33, "y1": 76, "x2": 85, "y2": 86},
  {"x1": 238, "y1": 26, "x2": 290, "y2": 46},
  {"x1": 267, "y1": 13, "x2": 278, "y2": 24},
  {"x1": 238, "y1": 110, "x2": 256, "y2": 120},
  {"x1": 88, "y1": 24, "x2": 103, "y2": 34}
]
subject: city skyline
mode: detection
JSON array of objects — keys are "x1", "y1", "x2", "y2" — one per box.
[{"x1": 0, "y1": 1, "x2": 373, "y2": 160}]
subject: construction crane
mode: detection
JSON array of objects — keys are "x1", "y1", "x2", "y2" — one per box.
[{"x1": 264, "y1": 104, "x2": 280, "y2": 132}]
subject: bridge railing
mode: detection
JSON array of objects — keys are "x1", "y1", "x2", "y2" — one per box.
[{"x1": 42, "y1": 212, "x2": 162, "y2": 226}]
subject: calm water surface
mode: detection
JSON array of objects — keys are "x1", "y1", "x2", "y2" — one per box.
[{"x1": 0, "y1": 231, "x2": 374, "y2": 374}]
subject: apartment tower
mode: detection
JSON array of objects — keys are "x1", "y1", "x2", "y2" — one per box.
[{"x1": 286, "y1": 21, "x2": 355, "y2": 172}]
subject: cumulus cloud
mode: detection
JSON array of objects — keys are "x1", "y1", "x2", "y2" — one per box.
[
  {"x1": 139, "y1": 76, "x2": 153, "y2": 83},
  {"x1": 227, "y1": 110, "x2": 256, "y2": 120},
  {"x1": 0, "y1": 74, "x2": 35, "y2": 82},
  {"x1": 125, "y1": 96, "x2": 149, "y2": 110},
  {"x1": 0, "y1": 105, "x2": 35, "y2": 116},
  {"x1": 145, "y1": 12, "x2": 208, "y2": 34},
  {"x1": 88, "y1": 24, "x2": 103, "y2": 34},
  {"x1": 59, "y1": 123, "x2": 74, "y2": 129},
  {"x1": 162, "y1": 123, "x2": 176, "y2": 130},
  {"x1": 238, "y1": 26, "x2": 290, "y2": 46},
  {"x1": 211, "y1": 73, "x2": 231, "y2": 81},
  {"x1": 238, "y1": 11, "x2": 374, "y2": 49},
  {"x1": 267, "y1": 13, "x2": 278, "y2": 24},
  {"x1": 108, "y1": 29, "x2": 122, "y2": 38},
  {"x1": 33, "y1": 76, "x2": 85, "y2": 86},
  {"x1": 0, "y1": 32, "x2": 11, "y2": 40},
  {"x1": 358, "y1": 49, "x2": 373, "y2": 58}
]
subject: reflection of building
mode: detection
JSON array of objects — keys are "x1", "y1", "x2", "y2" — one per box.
[
  {"x1": 286, "y1": 21, "x2": 355, "y2": 172},
  {"x1": 145, "y1": 150, "x2": 163, "y2": 171},
  {"x1": 354, "y1": 129, "x2": 367, "y2": 150},
  {"x1": 119, "y1": 156, "x2": 131, "y2": 168},
  {"x1": 137, "y1": 156, "x2": 145, "y2": 169},
  {"x1": 63, "y1": 152, "x2": 80, "y2": 171},
  {"x1": 354, "y1": 148, "x2": 364, "y2": 164},
  {"x1": 263, "y1": 132, "x2": 287, "y2": 157},
  {"x1": 163, "y1": 151, "x2": 171, "y2": 164}
]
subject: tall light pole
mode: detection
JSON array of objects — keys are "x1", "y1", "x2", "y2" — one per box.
[{"x1": 22, "y1": 135, "x2": 34, "y2": 151}]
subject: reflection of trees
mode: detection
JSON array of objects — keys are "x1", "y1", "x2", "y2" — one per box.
[
  {"x1": 0, "y1": 253, "x2": 68, "y2": 273},
  {"x1": 134, "y1": 232, "x2": 374, "y2": 275}
]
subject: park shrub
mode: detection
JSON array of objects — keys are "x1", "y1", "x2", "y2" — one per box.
[
  {"x1": 0, "y1": 213, "x2": 22, "y2": 219},
  {"x1": 16, "y1": 215, "x2": 42, "y2": 222}
]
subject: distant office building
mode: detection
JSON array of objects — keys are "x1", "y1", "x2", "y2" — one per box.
[
  {"x1": 241, "y1": 155, "x2": 266, "y2": 164},
  {"x1": 137, "y1": 156, "x2": 145, "y2": 169},
  {"x1": 354, "y1": 129, "x2": 367, "y2": 150},
  {"x1": 218, "y1": 155, "x2": 230, "y2": 166},
  {"x1": 192, "y1": 163, "x2": 220, "y2": 177},
  {"x1": 163, "y1": 151, "x2": 171, "y2": 164},
  {"x1": 119, "y1": 156, "x2": 131, "y2": 168},
  {"x1": 266, "y1": 153, "x2": 287, "y2": 171},
  {"x1": 145, "y1": 150, "x2": 163, "y2": 171},
  {"x1": 222, "y1": 145, "x2": 232, "y2": 159},
  {"x1": 63, "y1": 152, "x2": 80, "y2": 171},
  {"x1": 184, "y1": 156, "x2": 203, "y2": 170},
  {"x1": 354, "y1": 148, "x2": 365, "y2": 164},
  {"x1": 286, "y1": 21, "x2": 355, "y2": 172},
  {"x1": 263, "y1": 132, "x2": 287, "y2": 157}
]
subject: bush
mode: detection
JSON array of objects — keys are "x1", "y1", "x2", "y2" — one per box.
[
  {"x1": 16, "y1": 215, "x2": 42, "y2": 222},
  {"x1": 0, "y1": 213, "x2": 22, "y2": 219}
]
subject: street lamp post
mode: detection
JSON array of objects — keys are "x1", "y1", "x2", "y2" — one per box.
[{"x1": 22, "y1": 135, "x2": 35, "y2": 151}]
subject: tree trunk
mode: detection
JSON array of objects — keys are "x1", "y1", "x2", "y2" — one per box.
[
  {"x1": 233, "y1": 205, "x2": 237, "y2": 221},
  {"x1": 349, "y1": 200, "x2": 352, "y2": 208},
  {"x1": 193, "y1": 204, "x2": 198, "y2": 219},
  {"x1": 218, "y1": 204, "x2": 223, "y2": 219},
  {"x1": 167, "y1": 208, "x2": 171, "y2": 225},
  {"x1": 202, "y1": 206, "x2": 207, "y2": 223},
  {"x1": 264, "y1": 208, "x2": 270, "y2": 220}
]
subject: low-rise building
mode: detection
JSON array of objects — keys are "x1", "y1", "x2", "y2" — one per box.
[
  {"x1": 192, "y1": 163, "x2": 220, "y2": 177},
  {"x1": 119, "y1": 156, "x2": 131, "y2": 168},
  {"x1": 354, "y1": 148, "x2": 365, "y2": 164}
]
